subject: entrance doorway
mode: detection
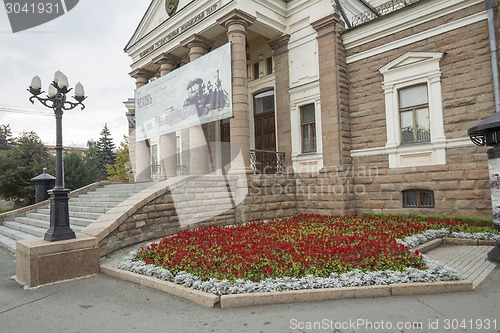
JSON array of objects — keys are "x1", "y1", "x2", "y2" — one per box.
[{"x1": 254, "y1": 90, "x2": 276, "y2": 151}]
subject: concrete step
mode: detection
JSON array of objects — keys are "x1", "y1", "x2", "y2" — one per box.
[
  {"x1": 0, "y1": 181, "x2": 153, "y2": 253},
  {"x1": 70, "y1": 196, "x2": 125, "y2": 203},
  {"x1": 25, "y1": 212, "x2": 50, "y2": 222},
  {"x1": 0, "y1": 233, "x2": 16, "y2": 253},
  {"x1": 3, "y1": 221, "x2": 47, "y2": 238},
  {"x1": 77, "y1": 192, "x2": 137, "y2": 198},
  {"x1": 68, "y1": 217, "x2": 95, "y2": 227},
  {"x1": 28, "y1": 210, "x2": 101, "y2": 221},
  {"x1": 69, "y1": 201, "x2": 120, "y2": 208},
  {"x1": 12, "y1": 216, "x2": 50, "y2": 229},
  {"x1": 95, "y1": 186, "x2": 149, "y2": 192},
  {"x1": 40, "y1": 206, "x2": 110, "y2": 214},
  {"x1": 0, "y1": 224, "x2": 40, "y2": 241}
]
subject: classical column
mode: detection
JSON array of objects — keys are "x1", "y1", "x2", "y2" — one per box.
[
  {"x1": 269, "y1": 35, "x2": 292, "y2": 170},
  {"x1": 129, "y1": 68, "x2": 154, "y2": 182},
  {"x1": 217, "y1": 10, "x2": 255, "y2": 174},
  {"x1": 181, "y1": 34, "x2": 213, "y2": 175},
  {"x1": 153, "y1": 53, "x2": 181, "y2": 179},
  {"x1": 312, "y1": 13, "x2": 350, "y2": 170}
]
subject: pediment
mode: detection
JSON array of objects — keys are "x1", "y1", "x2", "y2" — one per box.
[
  {"x1": 379, "y1": 52, "x2": 444, "y2": 73},
  {"x1": 125, "y1": 0, "x2": 191, "y2": 52}
]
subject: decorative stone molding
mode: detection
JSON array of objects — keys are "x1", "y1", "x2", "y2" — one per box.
[
  {"x1": 217, "y1": 9, "x2": 256, "y2": 32},
  {"x1": 311, "y1": 13, "x2": 342, "y2": 36},
  {"x1": 129, "y1": 68, "x2": 155, "y2": 88},
  {"x1": 152, "y1": 53, "x2": 181, "y2": 77},
  {"x1": 180, "y1": 34, "x2": 213, "y2": 61},
  {"x1": 268, "y1": 34, "x2": 291, "y2": 56}
]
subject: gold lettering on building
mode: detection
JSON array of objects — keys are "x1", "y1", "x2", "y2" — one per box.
[{"x1": 140, "y1": 3, "x2": 219, "y2": 58}]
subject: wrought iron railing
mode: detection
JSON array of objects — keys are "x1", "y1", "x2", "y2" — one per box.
[
  {"x1": 351, "y1": 0, "x2": 421, "y2": 27},
  {"x1": 176, "y1": 165, "x2": 187, "y2": 176},
  {"x1": 151, "y1": 164, "x2": 161, "y2": 181},
  {"x1": 250, "y1": 150, "x2": 285, "y2": 174}
]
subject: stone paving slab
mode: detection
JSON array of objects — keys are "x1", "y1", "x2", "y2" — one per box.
[{"x1": 425, "y1": 244, "x2": 497, "y2": 289}]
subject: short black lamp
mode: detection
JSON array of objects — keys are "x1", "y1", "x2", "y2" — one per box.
[
  {"x1": 468, "y1": 112, "x2": 500, "y2": 263},
  {"x1": 27, "y1": 71, "x2": 86, "y2": 241},
  {"x1": 31, "y1": 168, "x2": 56, "y2": 203}
]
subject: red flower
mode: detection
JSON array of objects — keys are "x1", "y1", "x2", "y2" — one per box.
[{"x1": 134, "y1": 214, "x2": 496, "y2": 282}]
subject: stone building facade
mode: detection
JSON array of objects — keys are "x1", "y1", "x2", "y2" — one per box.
[{"x1": 124, "y1": 0, "x2": 499, "y2": 219}]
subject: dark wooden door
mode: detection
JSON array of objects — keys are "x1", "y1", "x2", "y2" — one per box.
[{"x1": 254, "y1": 112, "x2": 276, "y2": 151}]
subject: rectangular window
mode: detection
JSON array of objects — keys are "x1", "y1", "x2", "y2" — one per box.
[
  {"x1": 266, "y1": 57, "x2": 273, "y2": 75},
  {"x1": 300, "y1": 104, "x2": 316, "y2": 153},
  {"x1": 254, "y1": 90, "x2": 275, "y2": 115},
  {"x1": 402, "y1": 189, "x2": 434, "y2": 208},
  {"x1": 253, "y1": 63, "x2": 260, "y2": 80},
  {"x1": 399, "y1": 84, "x2": 430, "y2": 144}
]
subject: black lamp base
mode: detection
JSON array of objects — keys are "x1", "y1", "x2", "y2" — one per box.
[
  {"x1": 487, "y1": 240, "x2": 500, "y2": 264},
  {"x1": 44, "y1": 188, "x2": 76, "y2": 242}
]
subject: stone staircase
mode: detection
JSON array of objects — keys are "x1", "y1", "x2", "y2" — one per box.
[{"x1": 0, "y1": 182, "x2": 152, "y2": 253}]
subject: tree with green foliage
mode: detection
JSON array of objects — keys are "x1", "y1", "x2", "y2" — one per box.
[
  {"x1": 95, "y1": 123, "x2": 116, "y2": 181},
  {"x1": 63, "y1": 149, "x2": 95, "y2": 190},
  {"x1": 0, "y1": 131, "x2": 53, "y2": 207},
  {"x1": 83, "y1": 139, "x2": 99, "y2": 182},
  {"x1": 106, "y1": 136, "x2": 130, "y2": 183},
  {"x1": 0, "y1": 124, "x2": 13, "y2": 150}
]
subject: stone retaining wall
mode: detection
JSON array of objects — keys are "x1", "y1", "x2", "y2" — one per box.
[{"x1": 98, "y1": 176, "x2": 238, "y2": 257}]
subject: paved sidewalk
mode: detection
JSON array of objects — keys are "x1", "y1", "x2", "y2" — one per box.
[{"x1": 1, "y1": 246, "x2": 499, "y2": 333}]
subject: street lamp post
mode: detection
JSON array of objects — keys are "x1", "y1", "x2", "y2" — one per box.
[
  {"x1": 27, "y1": 71, "x2": 86, "y2": 242},
  {"x1": 468, "y1": 112, "x2": 500, "y2": 263}
]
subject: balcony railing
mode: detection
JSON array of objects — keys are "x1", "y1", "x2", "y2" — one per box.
[
  {"x1": 250, "y1": 150, "x2": 285, "y2": 174},
  {"x1": 351, "y1": 0, "x2": 421, "y2": 27},
  {"x1": 176, "y1": 165, "x2": 187, "y2": 176},
  {"x1": 151, "y1": 164, "x2": 161, "y2": 181}
]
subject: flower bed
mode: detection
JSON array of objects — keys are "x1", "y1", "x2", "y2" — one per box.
[{"x1": 118, "y1": 214, "x2": 500, "y2": 295}]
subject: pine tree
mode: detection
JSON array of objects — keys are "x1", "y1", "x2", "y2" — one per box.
[
  {"x1": 63, "y1": 149, "x2": 94, "y2": 190},
  {"x1": 95, "y1": 123, "x2": 116, "y2": 181}
]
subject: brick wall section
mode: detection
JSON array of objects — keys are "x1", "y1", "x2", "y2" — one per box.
[
  {"x1": 296, "y1": 170, "x2": 356, "y2": 216},
  {"x1": 243, "y1": 173, "x2": 297, "y2": 222},
  {"x1": 99, "y1": 176, "x2": 237, "y2": 257},
  {"x1": 346, "y1": 2, "x2": 494, "y2": 216},
  {"x1": 352, "y1": 146, "x2": 490, "y2": 216}
]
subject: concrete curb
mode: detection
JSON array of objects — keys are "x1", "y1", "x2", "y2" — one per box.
[
  {"x1": 100, "y1": 263, "x2": 472, "y2": 309},
  {"x1": 100, "y1": 264, "x2": 220, "y2": 308}
]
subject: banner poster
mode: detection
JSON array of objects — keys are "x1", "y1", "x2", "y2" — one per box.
[
  {"x1": 135, "y1": 43, "x2": 232, "y2": 141},
  {"x1": 489, "y1": 157, "x2": 500, "y2": 224}
]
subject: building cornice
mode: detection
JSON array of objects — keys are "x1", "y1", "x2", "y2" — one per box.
[
  {"x1": 346, "y1": 10, "x2": 487, "y2": 64},
  {"x1": 343, "y1": 0, "x2": 484, "y2": 50}
]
